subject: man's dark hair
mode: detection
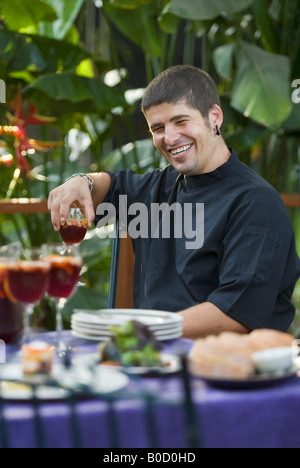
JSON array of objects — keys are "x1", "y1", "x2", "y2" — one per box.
[{"x1": 141, "y1": 65, "x2": 220, "y2": 120}]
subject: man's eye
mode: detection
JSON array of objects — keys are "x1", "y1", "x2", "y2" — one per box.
[{"x1": 152, "y1": 127, "x2": 164, "y2": 134}]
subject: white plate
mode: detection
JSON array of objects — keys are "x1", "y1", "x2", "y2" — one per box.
[
  {"x1": 58, "y1": 365, "x2": 129, "y2": 395},
  {"x1": 72, "y1": 318, "x2": 181, "y2": 333},
  {"x1": 73, "y1": 353, "x2": 181, "y2": 375},
  {"x1": 71, "y1": 321, "x2": 182, "y2": 337},
  {"x1": 72, "y1": 328, "x2": 182, "y2": 342},
  {"x1": 72, "y1": 309, "x2": 182, "y2": 329},
  {"x1": 72, "y1": 323, "x2": 114, "y2": 336},
  {"x1": 0, "y1": 381, "x2": 70, "y2": 400},
  {"x1": 71, "y1": 309, "x2": 182, "y2": 342},
  {"x1": 0, "y1": 363, "x2": 70, "y2": 400},
  {"x1": 71, "y1": 320, "x2": 182, "y2": 335},
  {"x1": 0, "y1": 362, "x2": 129, "y2": 399},
  {"x1": 191, "y1": 367, "x2": 298, "y2": 390},
  {"x1": 152, "y1": 326, "x2": 182, "y2": 336},
  {"x1": 154, "y1": 330, "x2": 182, "y2": 340}
]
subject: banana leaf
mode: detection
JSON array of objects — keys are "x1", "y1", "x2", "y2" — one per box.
[
  {"x1": 23, "y1": 72, "x2": 128, "y2": 116},
  {"x1": 1, "y1": 0, "x2": 57, "y2": 30},
  {"x1": 103, "y1": 0, "x2": 162, "y2": 57},
  {"x1": 38, "y1": 0, "x2": 85, "y2": 40},
  {"x1": 231, "y1": 42, "x2": 292, "y2": 129},
  {"x1": 159, "y1": 0, "x2": 256, "y2": 26}
]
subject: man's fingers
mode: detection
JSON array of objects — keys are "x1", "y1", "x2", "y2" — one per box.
[
  {"x1": 82, "y1": 197, "x2": 95, "y2": 228},
  {"x1": 49, "y1": 193, "x2": 69, "y2": 231},
  {"x1": 48, "y1": 181, "x2": 95, "y2": 231}
]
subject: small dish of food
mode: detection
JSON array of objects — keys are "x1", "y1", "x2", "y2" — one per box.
[
  {"x1": 251, "y1": 347, "x2": 293, "y2": 375},
  {"x1": 21, "y1": 341, "x2": 55, "y2": 377},
  {"x1": 74, "y1": 320, "x2": 181, "y2": 375}
]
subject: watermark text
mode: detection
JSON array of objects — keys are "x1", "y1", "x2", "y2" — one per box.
[
  {"x1": 0, "y1": 339, "x2": 5, "y2": 363},
  {"x1": 96, "y1": 196, "x2": 204, "y2": 250},
  {"x1": 0, "y1": 79, "x2": 6, "y2": 103},
  {"x1": 292, "y1": 79, "x2": 300, "y2": 104}
]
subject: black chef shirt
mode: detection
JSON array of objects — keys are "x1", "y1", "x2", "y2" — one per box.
[{"x1": 97, "y1": 150, "x2": 300, "y2": 332}]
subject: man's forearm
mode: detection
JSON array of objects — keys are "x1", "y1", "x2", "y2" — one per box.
[
  {"x1": 88, "y1": 171, "x2": 112, "y2": 211},
  {"x1": 178, "y1": 302, "x2": 250, "y2": 339}
]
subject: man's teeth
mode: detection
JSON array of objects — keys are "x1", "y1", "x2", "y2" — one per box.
[{"x1": 171, "y1": 145, "x2": 191, "y2": 155}]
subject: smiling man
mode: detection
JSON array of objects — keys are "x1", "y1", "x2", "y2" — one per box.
[
  {"x1": 48, "y1": 65, "x2": 300, "y2": 338},
  {"x1": 147, "y1": 101, "x2": 230, "y2": 176}
]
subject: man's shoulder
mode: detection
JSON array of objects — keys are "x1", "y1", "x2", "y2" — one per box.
[{"x1": 233, "y1": 156, "x2": 282, "y2": 202}]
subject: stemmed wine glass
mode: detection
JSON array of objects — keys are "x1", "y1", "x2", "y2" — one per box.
[
  {"x1": 60, "y1": 205, "x2": 87, "y2": 247},
  {"x1": 5, "y1": 247, "x2": 50, "y2": 344},
  {"x1": 59, "y1": 205, "x2": 87, "y2": 287},
  {"x1": 42, "y1": 243, "x2": 82, "y2": 353},
  {"x1": 0, "y1": 244, "x2": 21, "y2": 291}
]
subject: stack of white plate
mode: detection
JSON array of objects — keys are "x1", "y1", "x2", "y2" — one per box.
[{"x1": 71, "y1": 308, "x2": 183, "y2": 341}]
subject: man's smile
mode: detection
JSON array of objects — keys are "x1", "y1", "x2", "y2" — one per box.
[{"x1": 169, "y1": 144, "x2": 193, "y2": 159}]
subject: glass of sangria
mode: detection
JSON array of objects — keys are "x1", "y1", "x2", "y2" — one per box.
[
  {"x1": 0, "y1": 244, "x2": 23, "y2": 344},
  {"x1": 5, "y1": 247, "x2": 50, "y2": 343},
  {"x1": 43, "y1": 243, "x2": 82, "y2": 352},
  {"x1": 60, "y1": 205, "x2": 87, "y2": 247}
]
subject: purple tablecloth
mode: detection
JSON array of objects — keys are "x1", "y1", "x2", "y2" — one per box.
[{"x1": 1, "y1": 331, "x2": 300, "y2": 448}]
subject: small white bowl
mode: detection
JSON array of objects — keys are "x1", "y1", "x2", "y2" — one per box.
[{"x1": 251, "y1": 347, "x2": 293, "y2": 374}]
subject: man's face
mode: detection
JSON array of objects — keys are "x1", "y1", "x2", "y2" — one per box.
[{"x1": 145, "y1": 100, "x2": 218, "y2": 176}]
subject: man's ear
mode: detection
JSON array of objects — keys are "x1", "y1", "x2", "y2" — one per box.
[{"x1": 209, "y1": 104, "x2": 223, "y2": 130}]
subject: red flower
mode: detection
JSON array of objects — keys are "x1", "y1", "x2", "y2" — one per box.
[{"x1": 0, "y1": 92, "x2": 63, "y2": 173}]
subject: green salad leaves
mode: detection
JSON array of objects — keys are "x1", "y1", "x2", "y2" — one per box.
[{"x1": 99, "y1": 320, "x2": 163, "y2": 367}]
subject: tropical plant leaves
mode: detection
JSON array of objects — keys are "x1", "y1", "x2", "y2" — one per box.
[
  {"x1": 103, "y1": 1, "x2": 162, "y2": 57},
  {"x1": 213, "y1": 43, "x2": 236, "y2": 81},
  {"x1": 231, "y1": 42, "x2": 292, "y2": 128},
  {"x1": 159, "y1": 0, "x2": 256, "y2": 23},
  {"x1": 0, "y1": 30, "x2": 89, "y2": 73},
  {"x1": 213, "y1": 41, "x2": 293, "y2": 129},
  {"x1": 106, "y1": 0, "x2": 152, "y2": 8},
  {"x1": 1, "y1": 0, "x2": 57, "y2": 30},
  {"x1": 101, "y1": 138, "x2": 165, "y2": 172},
  {"x1": 38, "y1": 0, "x2": 86, "y2": 40},
  {"x1": 24, "y1": 72, "x2": 128, "y2": 116}
]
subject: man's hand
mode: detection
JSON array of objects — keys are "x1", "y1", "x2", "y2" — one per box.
[
  {"x1": 48, "y1": 172, "x2": 112, "y2": 231},
  {"x1": 48, "y1": 176, "x2": 95, "y2": 231}
]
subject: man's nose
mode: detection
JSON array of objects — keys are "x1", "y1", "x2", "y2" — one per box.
[{"x1": 164, "y1": 125, "x2": 180, "y2": 146}]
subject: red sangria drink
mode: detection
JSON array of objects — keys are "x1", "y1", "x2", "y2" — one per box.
[
  {"x1": 0, "y1": 264, "x2": 6, "y2": 285},
  {"x1": 60, "y1": 206, "x2": 87, "y2": 246},
  {"x1": 0, "y1": 263, "x2": 23, "y2": 343},
  {"x1": 7, "y1": 261, "x2": 50, "y2": 304},
  {"x1": 43, "y1": 244, "x2": 82, "y2": 353},
  {"x1": 60, "y1": 220, "x2": 87, "y2": 246},
  {"x1": 5, "y1": 247, "x2": 50, "y2": 344},
  {"x1": 47, "y1": 256, "x2": 82, "y2": 299}
]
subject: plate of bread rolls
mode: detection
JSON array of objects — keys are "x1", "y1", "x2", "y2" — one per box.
[{"x1": 188, "y1": 329, "x2": 297, "y2": 389}]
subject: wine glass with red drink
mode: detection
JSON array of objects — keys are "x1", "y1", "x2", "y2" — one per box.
[
  {"x1": 5, "y1": 247, "x2": 50, "y2": 343},
  {"x1": 60, "y1": 206, "x2": 87, "y2": 247},
  {"x1": 0, "y1": 244, "x2": 23, "y2": 343},
  {"x1": 43, "y1": 243, "x2": 82, "y2": 352}
]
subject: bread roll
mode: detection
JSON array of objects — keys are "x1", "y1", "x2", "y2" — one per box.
[
  {"x1": 188, "y1": 329, "x2": 294, "y2": 380},
  {"x1": 246, "y1": 329, "x2": 294, "y2": 351},
  {"x1": 188, "y1": 334, "x2": 255, "y2": 380}
]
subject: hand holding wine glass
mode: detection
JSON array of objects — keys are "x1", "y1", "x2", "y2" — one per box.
[{"x1": 60, "y1": 205, "x2": 87, "y2": 246}]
